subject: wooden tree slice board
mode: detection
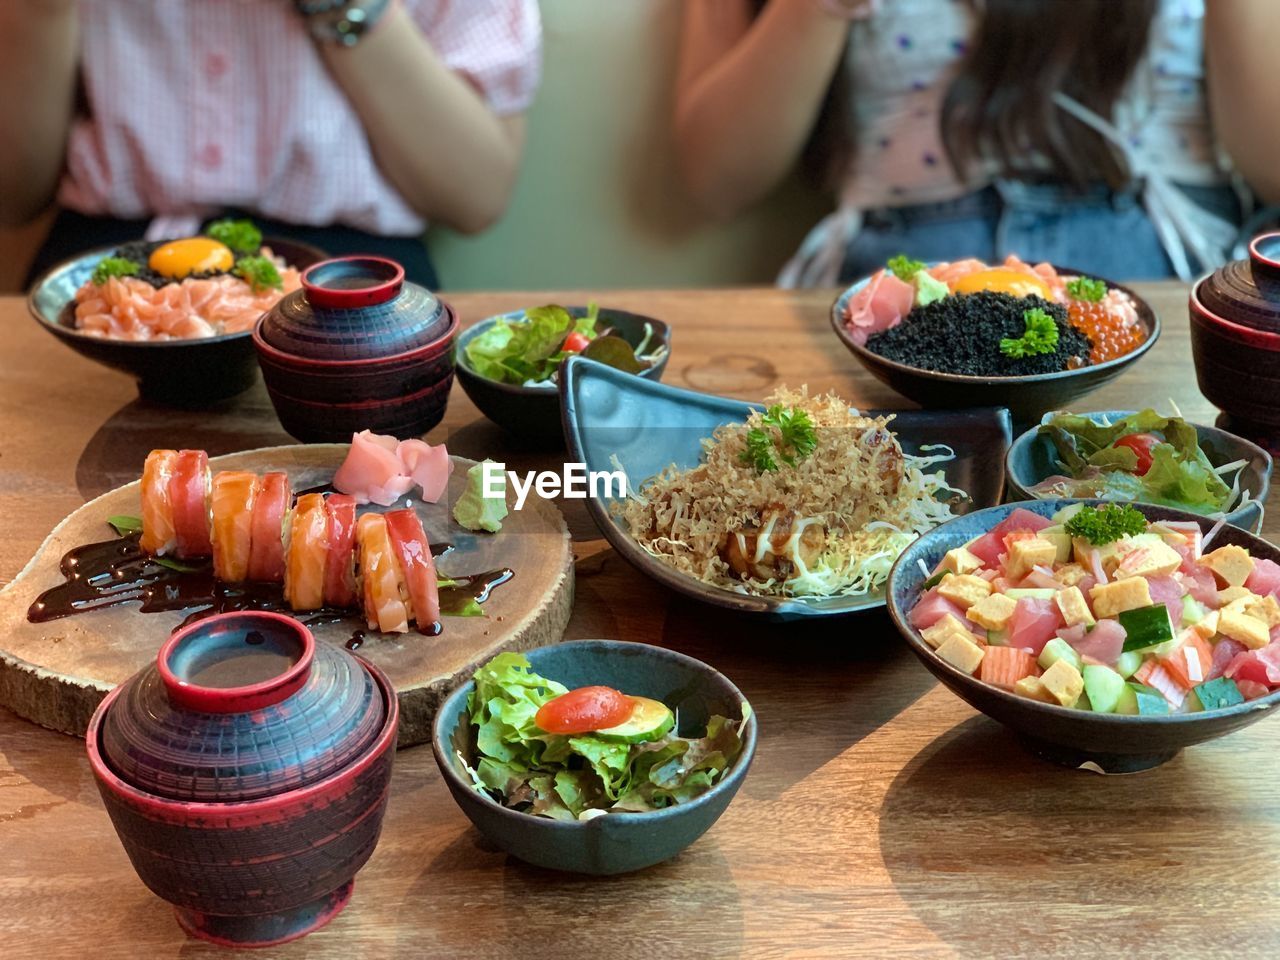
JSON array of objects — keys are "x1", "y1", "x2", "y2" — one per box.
[{"x1": 0, "y1": 445, "x2": 574, "y2": 746}]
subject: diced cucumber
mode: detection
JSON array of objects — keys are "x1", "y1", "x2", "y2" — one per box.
[
  {"x1": 1041, "y1": 531, "x2": 1072, "y2": 564},
  {"x1": 1005, "y1": 588, "x2": 1057, "y2": 600},
  {"x1": 1114, "y1": 683, "x2": 1139, "y2": 715},
  {"x1": 1128, "y1": 682, "x2": 1170, "y2": 716},
  {"x1": 1052, "y1": 503, "x2": 1085, "y2": 524},
  {"x1": 1083, "y1": 665, "x2": 1126, "y2": 714},
  {"x1": 922, "y1": 570, "x2": 949, "y2": 590},
  {"x1": 1181, "y1": 595, "x2": 1205, "y2": 625},
  {"x1": 595, "y1": 696, "x2": 675, "y2": 743},
  {"x1": 1193, "y1": 677, "x2": 1245, "y2": 711},
  {"x1": 986, "y1": 629, "x2": 1008, "y2": 646},
  {"x1": 1038, "y1": 637, "x2": 1083, "y2": 672},
  {"x1": 1115, "y1": 649, "x2": 1144, "y2": 679},
  {"x1": 1119, "y1": 604, "x2": 1175, "y2": 652}
]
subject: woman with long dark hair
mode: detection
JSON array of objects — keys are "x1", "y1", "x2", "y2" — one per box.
[{"x1": 674, "y1": 0, "x2": 1278, "y2": 285}]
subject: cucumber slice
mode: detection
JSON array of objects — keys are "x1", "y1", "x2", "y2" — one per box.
[
  {"x1": 594, "y1": 696, "x2": 675, "y2": 743},
  {"x1": 986, "y1": 629, "x2": 1009, "y2": 646},
  {"x1": 1181, "y1": 595, "x2": 1206, "y2": 626},
  {"x1": 1193, "y1": 678, "x2": 1245, "y2": 711},
  {"x1": 1128, "y1": 682, "x2": 1170, "y2": 716},
  {"x1": 1038, "y1": 637, "x2": 1083, "y2": 672},
  {"x1": 1119, "y1": 604, "x2": 1175, "y2": 652},
  {"x1": 1115, "y1": 649, "x2": 1144, "y2": 679},
  {"x1": 1005, "y1": 588, "x2": 1057, "y2": 600},
  {"x1": 1114, "y1": 683, "x2": 1139, "y2": 715},
  {"x1": 1052, "y1": 503, "x2": 1085, "y2": 524},
  {"x1": 1083, "y1": 665, "x2": 1126, "y2": 714}
]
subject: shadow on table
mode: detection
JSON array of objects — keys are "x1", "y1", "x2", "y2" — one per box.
[
  {"x1": 397, "y1": 827, "x2": 744, "y2": 960},
  {"x1": 875, "y1": 716, "x2": 1275, "y2": 955}
]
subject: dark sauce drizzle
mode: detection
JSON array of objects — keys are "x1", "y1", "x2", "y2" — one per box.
[{"x1": 28, "y1": 532, "x2": 512, "y2": 648}]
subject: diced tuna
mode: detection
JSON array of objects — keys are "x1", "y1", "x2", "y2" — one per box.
[
  {"x1": 911, "y1": 588, "x2": 984, "y2": 636},
  {"x1": 1007, "y1": 597, "x2": 1063, "y2": 655},
  {"x1": 1147, "y1": 575, "x2": 1187, "y2": 629},
  {"x1": 992, "y1": 508, "x2": 1053, "y2": 538},
  {"x1": 968, "y1": 531, "x2": 1006, "y2": 568},
  {"x1": 1246, "y1": 558, "x2": 1280, "y2": 599},
  {"x1": 1066, "y1": 618, "x2": 1126, "y2": 666},
  {"x1": 1208, "y1": 638, "x2": 1246, "y2": 680}
]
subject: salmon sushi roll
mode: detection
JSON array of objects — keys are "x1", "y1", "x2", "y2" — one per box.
[
  {"x1": 284, "y1": 493, "x2": 328, "y2": 611},
  {"x1": 168, "y1": 449, "x2": 212, "y2": 558},
  {"x1": 210, "y1": 471, "x2": 258, "y2": 582},
  {"x1": 355, "y1": 513, "x2": 409, "y2": 633},
  {"x1": 139, "y1": 450, "x2": 179, "y2": 556},
  {"x1": 323, "y1": 494, "x2": 358, "y2": 608},
  {"x1": 247, "y1": 471, "x2": 291, "y2": 582},
  {"x1": 385, "y1": 508, "x2": 440, "y2": 632}
]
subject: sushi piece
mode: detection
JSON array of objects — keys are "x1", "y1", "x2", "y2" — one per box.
[
  {"x1": 356, "y1": 513, "x2": 410, "y2": 633},
  {"x1": 167, "y1": 450, "x2": 212, "y2": 558},
  {"x1": 284, "y1": 493, "x2": 328, "y2": 611},
  {"x1": 211, "y1": 471, "x2": 258, "y2": 582},
  {"x1": 139, "y1": 450, "x2": 180, "y2": 556},
  {"x1": 323, "y1": 494, "x2": 358, "y2": 608},
  {"x1": 247, "y1": 471, "x2": 290, "y2": 582},
  {"x1": 385, "y1": 508, "x2": 441, "y2": 631}
]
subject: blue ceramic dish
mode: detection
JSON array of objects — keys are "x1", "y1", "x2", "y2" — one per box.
[
  {"x1": 560, "y1": 357, "x2": 1012, "y2": 620},
  {"x1": 1005, "y1": 409, "x2": 1273, "y2": 534},
  {"x1": 830, "y1": 269, "x2": 1160, "y2": 427},
  {"x1": 431, "y1": 639, "x2": 757, "y2": 875},
  {"x1": 28, "y1": 238, "x2": 326, "y2": 405},
  {"x1": 455, "y1": 306, "x2": 670, "y2": 445},
  {"x1": 886, "y1": 499, "x2": 1280, "y2": 773}
]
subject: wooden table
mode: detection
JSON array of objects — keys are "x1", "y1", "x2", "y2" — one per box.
[{"x1": 2, "y1": 285, "x2": 1277, "y2": 960}]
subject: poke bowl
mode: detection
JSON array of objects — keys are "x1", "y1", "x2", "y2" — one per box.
[
  {"x1": 1006, "y1": 409, "x2": 1272, "y2": 533},
  {"x1": 830, "y1": 257, "x2": 1160, "y2": 426},
  {"x1": 562, "y1": 357, "x2": 1011, "y2": 620},
  {"x1": 455, "y1": 304, "x2": 670, "y2": 445},
  {"x1": 431, "y1": 640, "x2": 757, "y2": 875},
  {"x1": 887, "y1": 499, "x2": 1280, "y2": 773},
  {"x1": 28, "y1": 227, "x2": 326, "y2": 405}
]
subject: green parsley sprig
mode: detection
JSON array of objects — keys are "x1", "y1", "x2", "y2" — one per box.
[
  {"x1": 1065, "y1": 276, "x2": 1106, "y2": 303},
  {"x1": 740, "y1": 404, "x2": 818, "y2": 473},
  {"x1": 1064, "y1": 503, "x2": 1147, "y2": 545},
  {"x1": 233, "y1": 255, "x2": 283, "y2": 293},
  {"x1": 1000, "y1": 307, "x2": 1060, "y2": 359},
  {"x1": 206, "y1": 218, "x2": 263, "y2": 255},
  {"x1": 887, "y1": 254, "x2": 926, "y2": 281},
  {"x1": 91, "y1": 256, "x2": 141, "y2": 286}
]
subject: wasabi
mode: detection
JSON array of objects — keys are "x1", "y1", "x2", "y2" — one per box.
[{"x1": 453, "y1": 460, "x2": 508, "y2": 533}]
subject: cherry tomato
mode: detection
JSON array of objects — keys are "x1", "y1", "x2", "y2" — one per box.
[
  {"x1": 562, "y1": 332, "x2": 591, "y2": 354},
  {"x1": 535, "y1": 686, "x2": 634, "y2": 734},
  {"x1": 1112, "y1": 433, "x2": 1161, "y2": 475}
]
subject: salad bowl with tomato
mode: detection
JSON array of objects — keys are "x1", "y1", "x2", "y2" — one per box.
[
  {"x1": 431, "y1": 640, "x2": 756, "y2": 875},
  {"x1": 1006, "y1": 409, "x2": 1272, "y2": 533},
  {"x1": 455, "y1": 304, "x2": 670, "y2": 446}
]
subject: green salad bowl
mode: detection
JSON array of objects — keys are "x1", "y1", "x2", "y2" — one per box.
[{"x1": 431, "y1": 640, "x2": 757, "y2": 875}]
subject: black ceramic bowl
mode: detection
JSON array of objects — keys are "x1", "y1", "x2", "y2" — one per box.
[
  {"x1": 28, "y1": 239, "x2": 326, "y2": 405},
  {"x1": 1005, "y1": 410, "x2": 1273, "y2": 533},
  {"x1": 831, "y1": 272, "x2": 1160, "y2": 427},
  {"x1": 432, "y1": 640, "x2": 757, "y2": 875},
  {"x1": 455, "y1": 306, "x2": 670, "y2": 445},
  {"x1": 887, "y1": 499, "x2": 1280, "y2": 773}
]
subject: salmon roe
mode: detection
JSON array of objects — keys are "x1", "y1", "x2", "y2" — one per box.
[{"x1": 1067, "y1": 300, "x2": 1147, "y2": 364}]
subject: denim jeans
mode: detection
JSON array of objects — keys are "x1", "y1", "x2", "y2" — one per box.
[{"x1": 839, "y1": 182, "x2": 1245, "y2": 283}]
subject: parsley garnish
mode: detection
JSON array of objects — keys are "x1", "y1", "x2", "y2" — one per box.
[
  {"x1": 206, "y1": 218, "x2": 263, "y2": 255},
  {"x1": 1000, "y1": 307, "x2": 1060, "y2": 359},
  {"x1": 887, "y1": 254, "x2": 926, "y2": 281},
  {"x1": 740, "y1": 405, "x2": 819, "y2": 473},
  {"x1": 91, "y1": 256, "x2": 141, "y2": 285},
  {"x1": 1065, "y1": 276, "x2": 1107, "y2": 303},
  {"x1": 1064, "y1": 503, "x2": 1147, "y2": 545},
  {"x1": 233, "y1": 255, "x2": 283, "y2": 292}
]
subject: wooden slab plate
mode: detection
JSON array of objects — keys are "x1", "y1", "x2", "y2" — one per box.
[{"x1": 0, "y1": 445, "x2": 574, "y2": 746}]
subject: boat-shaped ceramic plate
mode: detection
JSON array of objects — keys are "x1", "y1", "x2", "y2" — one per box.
[{"x1": 561, "y1": 358, "x2": 1012, "y2": 619}]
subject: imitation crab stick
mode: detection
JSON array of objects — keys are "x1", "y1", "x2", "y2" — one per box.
[
  {"x1": 210, "y1": 471, "x2": 257, "y2": 582},
  {"x1": 284, "y1": 493, "x2": 328, "y2": 611},
  {"x1": 977, "y1": 647, "x2": 1040, "y2": 691},
  {"x1": 139, "y1": 450, "x2": 179, "y2": 556}
]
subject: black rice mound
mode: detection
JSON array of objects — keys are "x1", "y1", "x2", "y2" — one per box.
[{"x1": 864, "y1": 292, "x2": 1092, "y2": 377}]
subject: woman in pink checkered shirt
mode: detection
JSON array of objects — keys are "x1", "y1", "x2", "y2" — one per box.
[{"x1": 0, "y1": 0, "x2": 543, "y2": 287}]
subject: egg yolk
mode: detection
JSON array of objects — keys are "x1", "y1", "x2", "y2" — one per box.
[
  {"x1": 148, "y1": 238, "x2": 235, "y2": 279},
  {"x1": 951, "y1": 268, "x2": 1054, "y2": 300}
]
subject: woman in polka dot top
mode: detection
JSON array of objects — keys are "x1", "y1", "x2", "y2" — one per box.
[{"x1": 675, "y1": 0, "x2": 1280, "y2": 285}]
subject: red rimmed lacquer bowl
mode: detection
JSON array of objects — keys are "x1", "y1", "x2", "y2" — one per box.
[
  {"x1": 253, "y1": 255, "x2": 458, "y2": 441},
  {"x1": 86, "y1": 611, "x2": 398, "y2": 948}
]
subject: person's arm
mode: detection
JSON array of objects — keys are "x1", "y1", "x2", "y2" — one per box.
[
  {"x1": 316, "y1": 2, "x2": 526, "y2": 234},
  {"x1": 1205, "y1": 0, "x2": 1280, "y2": 204},
  {"x1": 673, "y1": 0, "x2": 849, "y2": 219},
  {"x1": 0, "y1": 0, "x2": 78, "y2": 226}
]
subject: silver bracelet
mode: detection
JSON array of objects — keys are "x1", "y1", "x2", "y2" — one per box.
[{"x1": 297, "y1": 0, "x2": 394, "y2": 47}]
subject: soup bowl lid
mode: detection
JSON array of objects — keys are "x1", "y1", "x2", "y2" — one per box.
[
  {"x1": 257, "y1": 255, "x2": 451, "y2": 361},
  {"x1": 97, "y1": 612, "x2": 385, "y2": 803},
  {"x1": 1196, "y1": 233, "x2": 1280, "y2": 334}
]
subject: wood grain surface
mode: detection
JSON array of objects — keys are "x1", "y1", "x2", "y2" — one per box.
[{"x1": 2, "y1": 285, "x2": 1278, "y2": 960}]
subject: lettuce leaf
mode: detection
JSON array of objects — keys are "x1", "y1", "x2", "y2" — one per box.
[
  {"x1": 1037, "y1": 410, "x2": 1231, "y2": 513},
  {"x1": 463, "y1": 304, "x2": 600, "y2": 385},
  {"x1": 463, "y1": 653, "x2": 749, "y2": 819}
]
